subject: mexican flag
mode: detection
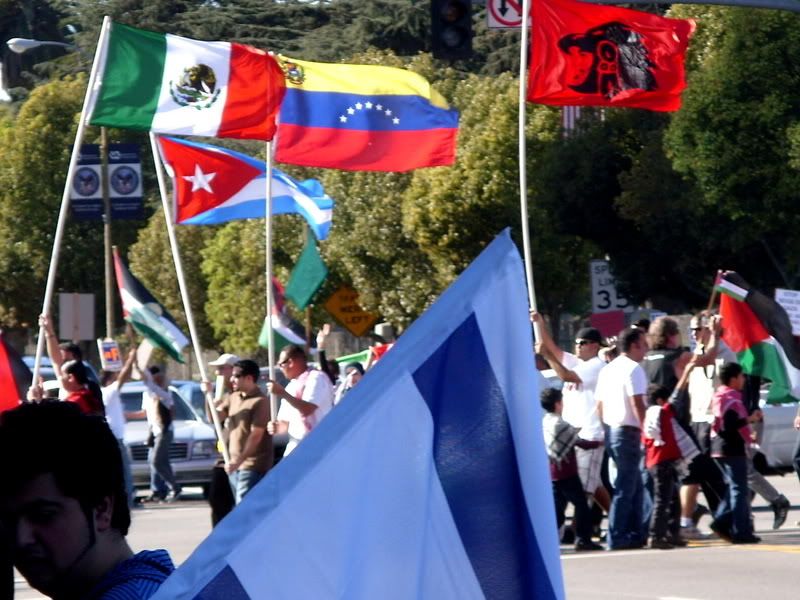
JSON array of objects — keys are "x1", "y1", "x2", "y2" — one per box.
[
  {"x1": 88, "y1": 22, "x2": 286, "y2": 140},
  {"x1": 719, "y1": 287, "x2": 800, "y2": 405},
  {"x1": 113, "y1": 249, "x2": 189, "y2": 363}
]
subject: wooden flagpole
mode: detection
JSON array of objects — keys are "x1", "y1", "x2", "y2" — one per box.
[
  {"x1": 31, "y1": 16, "x2": 112, "y2": 386},
  {"x1": 149, "y1": 132, "x2": 229, "y2": 465}
]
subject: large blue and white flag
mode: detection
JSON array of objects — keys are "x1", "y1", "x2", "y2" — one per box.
[
  {"x1": 158, "y1": 136, "x2": 334, "y2": 240},
  {"x1": 151, "y1": 230, "x2": 564, "y2": 600}
]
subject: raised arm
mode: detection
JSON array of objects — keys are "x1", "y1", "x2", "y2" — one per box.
[
  {"x1": 39, "y1": 314, "x2": 63, "y2": 376},
  {"x1": 530, "y1": 311, "x2": 564, "y2": 363}
]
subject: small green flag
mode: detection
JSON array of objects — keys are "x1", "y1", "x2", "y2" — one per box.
[{"x1": 286, "y1": 238, "x2": 328, "y2": 310}]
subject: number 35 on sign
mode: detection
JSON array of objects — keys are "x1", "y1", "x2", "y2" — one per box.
[{"x1": 589, "y1": 259, "x2": 632, "y2": 314}]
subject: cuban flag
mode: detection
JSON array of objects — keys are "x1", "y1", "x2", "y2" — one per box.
[
  {"x1": 157, "y1": 136, "x2": 334, "y2": 240},
  {"x1": 151, "y1": 230, "x2": 564, "y2": 600}
]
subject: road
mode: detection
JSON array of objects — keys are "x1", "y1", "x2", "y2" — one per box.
[{"x1": 14, "y1": 477, "x2": 800, "y2": 599}]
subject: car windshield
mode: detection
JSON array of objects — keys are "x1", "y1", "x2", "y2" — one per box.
[{"x1": 121, "y1": 388, "x2": 199, "y2": 422}]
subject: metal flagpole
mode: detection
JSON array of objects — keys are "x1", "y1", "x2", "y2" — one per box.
[
  {"x1": 518, "y1": 0, "x2": 541, "y2": 339},
  {"x1": 265, "y1": 141, "x2": 278, "y2": 421},
  {"x1": 148, "y1": 132, "x2": 229, "y2": 465},
  {"x1": 31, "y1": 16, "x2": 112, "y2": 386}
]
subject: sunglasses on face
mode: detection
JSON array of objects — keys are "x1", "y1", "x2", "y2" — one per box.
[{"x1": 576, "y1": 339, "x2": 593, "y2": 346}]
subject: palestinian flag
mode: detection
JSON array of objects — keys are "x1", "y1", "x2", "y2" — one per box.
[
  {"x1": 258, "y1": 277, "x2": 306, "y2": 351},
  {"x1": 0, "y1": 331, "x2": 30, "y2": 411},
  {"x1": 719, "y1": 277, "x2": 800, "y2": 404},
  {"x1": 113, "y1": 248, "x2": 189, "y2": 363}
]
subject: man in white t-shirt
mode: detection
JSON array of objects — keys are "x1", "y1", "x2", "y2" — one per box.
[
  {"x1": 267, "y1": 345, "x2": 334, "y2": 457},
  {"x1": 100, "y1": 348, "x2": 137, "y2": 507},
  {"x1": 596, "y1": 327, "x2": 649, "y2": 550},
  {"x1": 533, "y1": 313, "x2": 609, "y2": 514}
]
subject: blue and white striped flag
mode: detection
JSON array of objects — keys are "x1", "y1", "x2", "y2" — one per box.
[{"x1": 151, "y1": 229, "x2": 564, "y2": 600}]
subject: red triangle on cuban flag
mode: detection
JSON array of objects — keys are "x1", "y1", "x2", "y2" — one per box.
[{"x1": 158, "y1": 136, "x2": 264, "y2": 223}]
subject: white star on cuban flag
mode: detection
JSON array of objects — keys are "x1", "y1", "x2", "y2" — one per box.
[{"x1": 182, "y1": 164, "x2": 217, "y2": 193}]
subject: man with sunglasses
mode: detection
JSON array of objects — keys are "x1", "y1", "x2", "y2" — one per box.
[
  {"x1": 267, "y1": 345, "x2": 334, "y2": 457},
  {"x1": 533, "y1": 314, "x2": 611, "y2": 519}
]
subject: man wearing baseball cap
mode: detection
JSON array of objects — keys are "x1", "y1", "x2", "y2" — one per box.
[
  {"x1": 532, "y1": 314, "x2": 611, "y2": 523},
  {"x1": 207, "y1": 353, "x2": 239, "y2": 525}
]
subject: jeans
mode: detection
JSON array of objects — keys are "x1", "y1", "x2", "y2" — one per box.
[
  {"x1": 149, "y1": 427, "x2": 180, "y2": 496},
  {"x1": 228, "y1": 468, "x2": 264, "y2": 504},
  {"x1": 792, "y1": 431, "x2": 800, "y2": 485},
  {"x1": 649, "y1": 461, "x2": 680, "y2": 541},
  {"x1": 552, "y1": 475, "x2": 593, "y2": 544},
  {"x1": 607, "y1": 426, "x2": 645, "y2": 549},
  {"x1": 714, "y1": 456, "x2": 752, "y2": 539}
]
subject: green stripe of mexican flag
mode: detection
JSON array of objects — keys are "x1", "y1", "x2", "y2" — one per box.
[{"x1": 88, "y1": 22, "x2": 285, "y2": 140}]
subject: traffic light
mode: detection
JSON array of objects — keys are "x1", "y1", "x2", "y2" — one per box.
[{"x1": 431, "y1": 0, "x2": 472, "y2": 60}]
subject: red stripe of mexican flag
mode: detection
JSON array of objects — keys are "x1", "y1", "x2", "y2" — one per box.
[
  {"x1": 89, "y1": 22, "x2": 286, "y2": 141},
  {"x1": 720, "y1": 293, "x2": 800, "y2": 404}
]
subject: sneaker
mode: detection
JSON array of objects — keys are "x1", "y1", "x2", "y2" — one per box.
[
  {"x1": 679, "y1": 525, "x2": 704, "y2": 540},
  {"x1": 574, "y1": 539, "x2": 604, "y2": 552},
  {"x1": 669, "y1": 536, "x2": 689, "y2": 548},
  {"x1": 649, "y1": 538, "x2": 674, "y2": 550},
  {"x1": 140, "y1": 494, "x2": 165, "y2": 504},
  {"x1": 166, "y1": 486, "x2": 183, "y2": 503},
  {"x1": 731, "y1": 534, "x2": 761, "y2": 544},
  {"x1": 709, "y1": 521, "x2": 732, "y2": 543},
  {"x1": 691, "y1": 503, "x2": 710, "y2": 526},
  {"x1": 772, "y1": 495, "x2": 790, "y2": 530}
]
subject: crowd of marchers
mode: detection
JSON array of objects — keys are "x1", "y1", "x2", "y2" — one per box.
[
  {"x1": 0, "y1": 319, "x2": 364, "y2": 599},
  {"x1": 534, "y1": 310, "x2": 795, "y2": 552}
]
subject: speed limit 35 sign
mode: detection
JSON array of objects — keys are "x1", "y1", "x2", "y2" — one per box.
[{"x1": 590, "y1": 259, "x2": 633, "y2": 314}]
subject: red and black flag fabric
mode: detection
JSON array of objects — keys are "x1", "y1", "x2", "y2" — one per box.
[
  {"x1": 0, "y1": 332, "x2": 31, "y2": 412},
  {"x1": 528, "y1": 0, "x2": 696, "y2": 112}
]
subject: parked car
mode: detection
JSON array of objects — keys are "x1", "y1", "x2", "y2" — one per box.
[
  {"x1": 120, "y1": 381, "x2": 220, "y2": 495},
  {"x1": 169, "y1": 377, "x2": 288, "y2": 465},
  {"x1": 759, "y1": 397, "x2": 798, "y2": 470}
]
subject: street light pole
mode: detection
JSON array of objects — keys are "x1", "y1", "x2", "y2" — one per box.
[{"x1": 7, "y1": 37, "x2": 115, "y2": 339}]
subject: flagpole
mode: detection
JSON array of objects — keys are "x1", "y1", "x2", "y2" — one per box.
[
  {"x1": 518, "y1": 0, "x2": 541, "y2": 339},
  {"x1": 30, "y1": 16, "x2": 112, "y2": 387},
  {"x1": 265, "y1": 141, "x2": 278, "y2": 421},
  {"x1": 149, "y1": 132, "x2": 229, "y2": 465}
]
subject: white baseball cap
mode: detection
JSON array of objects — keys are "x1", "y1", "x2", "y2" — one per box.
[{"x1": 209, "y1": 353, "x2": 240, "y2": 367}]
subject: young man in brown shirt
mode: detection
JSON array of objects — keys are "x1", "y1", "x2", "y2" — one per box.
[{"x1": 216, "y1": 359, "x2": 272, "y2": 504}]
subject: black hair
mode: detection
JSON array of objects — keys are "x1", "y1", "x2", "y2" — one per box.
[
  {"x1": 647, "y1": 383, "x2": 670, "y2": 407},
  {"x1": 282, "y1": 344, "x2": 307, "y2": 363},
  {"x1": 719, "y1": 362, "x2": 743, "y2": 386},
  {"x1": 345, "y1": 362, "x2": 365, "y2": 376},
  {"x1": 147, "y1": 365, "x2": 161, "y2": 376},
  {"x1": 619, "y1": 327, "x2": 644, "y2": 353},
  {"x1": 540, "y1": 387, "x2": 563, "y2": 413},
  {"x1": 59, "y1": 342, "x2": 82, "y2": 362},
  {"x1": 234, "y1": 359, "x2": 260, "y2": 381},
  {"x1": 0, "y1": 402, "x2": 130, "y2": 535},
  {"x1": 62, "y1": 359, "x2": 89, "y2": 385}
]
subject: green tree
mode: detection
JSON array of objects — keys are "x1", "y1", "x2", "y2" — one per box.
[
  {"x1": 127, "y1": 208, "x2": 218, "y2": 348},
  {"x1": 666, "y1": 8, "x2": 800, "y2": 290},
  {"x1": 0, "y1": 75, "x2": 140, "y2": 327}
]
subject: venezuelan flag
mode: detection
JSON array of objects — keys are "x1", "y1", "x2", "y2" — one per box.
[{"x1": 275, "y1": 57, "x2": 459, "y2": 172}]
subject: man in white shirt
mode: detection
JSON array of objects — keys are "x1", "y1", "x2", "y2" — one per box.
[
  {"x1": 100, "y1": 348, "x2": 137, "y2": 507},
  {"x1": 533, "y1": 313, "x2": 609, "y2": 514},
  {"x1": 267, "y1": 345, "x2": 334, "y2": 457},
  {"x1": 596, "y1": 327, "x2": 649, "y2": 550}
]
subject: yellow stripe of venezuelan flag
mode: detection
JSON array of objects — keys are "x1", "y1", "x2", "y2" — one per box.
[{"x1": 278, "y1": 56, "x2": 451, "y2": 110}]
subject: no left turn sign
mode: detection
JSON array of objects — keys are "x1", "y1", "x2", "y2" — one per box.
[{"x1": 487, "y1": 0, "x2": 528, "y2": 29}]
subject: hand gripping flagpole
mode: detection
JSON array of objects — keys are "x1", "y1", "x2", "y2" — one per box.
[
  {"x1": 31, "y1": 16, "x2": 112, "y2": 387},
  {"x1": 265, "y1": 141, "x2": 278, "y2": 421},
  {"x1": 149, "y1": 133, "x2": 229, "y2": 465},
  {"x1": 518, "y1": 0, "x2": 541, "y2": 340}
]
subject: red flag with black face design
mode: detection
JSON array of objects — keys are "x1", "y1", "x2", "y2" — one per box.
[
  {"x1": 0, "y1": 332, "x2": 30, "y2": 412},
  {"x1": 528, "y1": 0, "x2": 695, "y2": 111}
]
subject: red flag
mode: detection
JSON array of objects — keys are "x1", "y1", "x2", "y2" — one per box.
[
  {"x1": 0, "y1": 332, "x2": 31, "y2": 412},
  {"x1": 528, "y1": 0, "x2": 695, "y2": 112}
]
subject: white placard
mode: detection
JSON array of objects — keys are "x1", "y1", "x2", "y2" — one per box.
[
  {"x1": 58, "y1": 293, "x2": 95, "y2": 341},
  {"x1": 775, "y1": 288, "x2": 800, "y2": 335}
]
